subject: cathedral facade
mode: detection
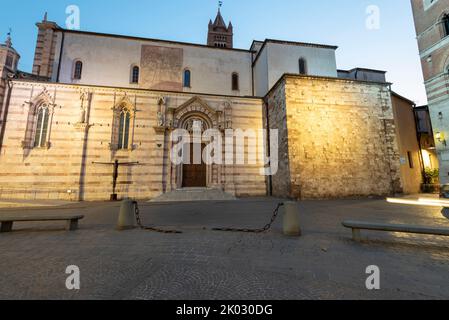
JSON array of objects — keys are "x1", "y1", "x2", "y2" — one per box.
[{"x1": 0, "y1": 10, "x2": 403, "y2": 201}]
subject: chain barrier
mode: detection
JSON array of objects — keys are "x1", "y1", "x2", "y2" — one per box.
[
  {"x1": 133, "y1": 201, "x2": 284, "y2": 235},
  {"x1": 133, "y1": 201, "x2": 183, "y2": 234},
  {"x1": 212, "y1": 202, "x2": 284, "y2": 233}
]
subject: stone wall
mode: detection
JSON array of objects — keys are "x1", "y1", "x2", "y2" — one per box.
[
  {"x1": 267, "y1": 75, "x2": 403, "y2": 199},
  {"x1": 391, "y1": 93, "x2": 423, "y2": 194},
  {"x1": 0, "y1": 80, "x2": 266, "y2": 201}
]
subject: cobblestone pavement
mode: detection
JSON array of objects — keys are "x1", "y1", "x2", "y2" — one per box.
[{"x1": 0, "y1": 198, "x2": 448, "y2": 300}]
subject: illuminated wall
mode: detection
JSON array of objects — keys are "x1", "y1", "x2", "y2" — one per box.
[{"x1": 267, "y1": 75, "x2": 403, "y2": 199}]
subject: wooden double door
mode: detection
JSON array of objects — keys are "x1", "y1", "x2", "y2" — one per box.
[{"x1": 182, "y1": 143, "x2": 207, "y2": 188}]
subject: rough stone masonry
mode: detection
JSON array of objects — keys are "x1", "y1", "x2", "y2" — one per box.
[{"x1": 266, "y1": 74, "x2": 403, "y2": 199}]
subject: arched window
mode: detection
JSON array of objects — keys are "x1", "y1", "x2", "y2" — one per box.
[
  {"x1": 443, "y1": 15, "x2": 449, "y2": 37},
  {"x1": 131, "y1": 66, "x2": 139, "y2": 83},
  {"x1": 299, "y1": 58, "x2": 307, "y2": 75},
  {"x1": 183, "y1": 69, "x2": 191, "y2": 88},
  {"x1": 73, "y1": 60, "x2": 83, "y2": 80},
  {"x1": 34, "y1": 104, "x2": 50, "y2": 148},
  {"x1": 232, "y1": 73, "x2": 239, "y2": 91},
  {"x1": 118, "y1": 108, "x2": 131, "y2": 150}
]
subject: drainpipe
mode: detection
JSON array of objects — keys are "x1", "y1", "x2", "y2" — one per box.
[
  {"x1": 264, "y1": 97, "x2": 273, "y2": 196},
  {"x1": 0, "y1": 79, "x2": 13, "y2": 154},
  {"x1": 413, "y1": 106, "x2": 426, "y2": 187},
  {"x1": 56, "y1": 31, "x2": 65, "y2": 83},
  {"x1": 251, "y1": 51, "x2": 255, "y2": 96}
]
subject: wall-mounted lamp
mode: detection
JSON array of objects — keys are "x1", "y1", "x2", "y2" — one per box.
[
  {"x1": 436, "y1": 132, "x2": 447, "y2": 146},
  {"x1": 439, "y1": 112, "x2": 443, "y2": 120}
]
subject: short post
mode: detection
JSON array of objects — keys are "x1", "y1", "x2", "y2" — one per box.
[
  {"x1": 352, "y1": 228, "x2": 361, "y2": 242},
  {"x1": 117, "y1": 199, "x2": 137, "y2": 230},
  {"x1": 283, "y1": 201, "x2": 302, "y2": 237},
  {"x1": 66, "y1": 219, "x2": 79, "y2": 231}
]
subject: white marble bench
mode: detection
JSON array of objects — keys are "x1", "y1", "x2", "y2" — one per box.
[
  {"x1": 342, "y1": 220, "x2": 449, "y2": 241},
  {"x1": 0, "y1": 214, "x2": 84, "y2": 233}
]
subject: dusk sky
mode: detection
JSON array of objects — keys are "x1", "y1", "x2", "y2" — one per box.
[{"x1": 0, "y1": 0, "x2": 427, "y2": 104}]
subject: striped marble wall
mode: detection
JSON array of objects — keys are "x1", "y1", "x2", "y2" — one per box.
[{"x1": 0, "y1": 80, "x2": 267, "y2": 200}]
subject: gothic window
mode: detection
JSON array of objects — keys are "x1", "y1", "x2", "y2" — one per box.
[
  {"x1": 443, "y1": 15, "x2": 449, "y2": 37},
  {"x1": 183, "y1": 69, "x2": 191, "y2": 88},
  {"x1": 33, "y1": 104, "x2": 50, "y2": 148},
  {"x1": 131, "y1": 66, "x2": 139, "y2": 83},
  {"x1": 73, "y1": 60, "x2": 83, "y2": 80},
  {"x1": 110, "y1": 101, "x2": 136, "y2": 152},
  {"x1": 299, "y1": 58, "x2": 308, "y2": 75},
  {"x1": 118, "y1": 108, "x2": 131, "y2": 150},
  {"x1": 232, "y1": 73, "x2": 239, "y2": 91}
]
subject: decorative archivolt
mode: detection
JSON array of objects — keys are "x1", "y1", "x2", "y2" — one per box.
[
  {"x1": 25, "y1": 87, "x2": 56, "y2": 115},
  {"x1": 170, "y1": 96, "x2": 233, "y2": 130},
  {"x1": 174, "y1": 96, "x2": 218, "y2": 125},
  {"x1": 113, "y1": 93, "x2": 136, "y2": 115}
]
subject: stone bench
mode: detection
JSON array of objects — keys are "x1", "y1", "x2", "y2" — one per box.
[
  {"x1": 342, "y1": 220, "x2": 449, "y2": 241},
  {"x1": 0, "y1": 214, "x2": 84, "y2": 233}
]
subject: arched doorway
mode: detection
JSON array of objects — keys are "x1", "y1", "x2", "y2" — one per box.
[
  {"x1": 178, "y1": 116, "x2": 211, "y2": 188},
  {"x1": 182, "y1": 143, "x2": 207, "y2": 187}
]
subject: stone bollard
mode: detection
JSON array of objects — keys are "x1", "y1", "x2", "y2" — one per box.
[
  {"x1": 117, "y1": 199, "x2": 137, "y2": 230},
  {"x1": 283, "y1": 201, "x2": 302, "y2": 237}
]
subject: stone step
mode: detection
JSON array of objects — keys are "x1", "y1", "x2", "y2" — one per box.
[{"x1": 149, "y1": 188, "x2": 237, "y2": 202}]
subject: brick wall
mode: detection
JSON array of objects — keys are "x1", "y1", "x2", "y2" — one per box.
[{"x1": 32, "y1": 21, "x2": 59, "y2": 78}]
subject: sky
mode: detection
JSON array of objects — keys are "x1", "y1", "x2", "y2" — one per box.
[{"x1": 0, "y1": 0, "x2": 427, "y2": 104}]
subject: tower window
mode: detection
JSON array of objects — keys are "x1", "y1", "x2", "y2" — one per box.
[
  {"x1": 183, "y1": 69, "x2": 191, "y2": 88},
  {"x1": 5, "y1": 54, "x2": 13, "y2": 68},
  {"x1": 73, "y1": 60, "x2": 83, "y2": 80},
  {"x1": 232, "y1": 73, "x2": 239, "y2": 91},
  {"x1": 34, "y1": 104, "x2": 50, "y2": 148},
  {"x1": 131, "y1": 66, "x2": 139, "y2": 83},
  {"x1": 299, "y1": 58, "x2": 307, "y2": 75},
  {"x1": 444, "y1": 15, "x2": 449, "y2": 37}
]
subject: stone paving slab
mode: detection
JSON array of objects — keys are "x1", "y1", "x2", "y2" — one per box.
[{"x1": 0, "y1": 198, "x2": 448, "y2": 300}]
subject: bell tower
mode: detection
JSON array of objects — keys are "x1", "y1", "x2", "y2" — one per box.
[
  {"x1": 0, "y1": 30, "x2": 20, "y2": 150},
  {"x1": 0, "y1": 30, "x2": 20, "y2": 79},
  {"x1": 207, "y1": 3, "x2": 233, "y2": 48}
]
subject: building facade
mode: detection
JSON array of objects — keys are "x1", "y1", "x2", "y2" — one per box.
[
  {"x1": 0, "y1": 10, "x2": 408, "y2": 201},
  {"x1": 411, "y1": 0, "x2": 449, "y2": 185}
]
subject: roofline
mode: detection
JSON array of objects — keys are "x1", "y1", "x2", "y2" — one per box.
[
  {"x1": 252, "y1": 38, "x2": 338, "y2": 67},
  {"x1": 57, "y1": 28, "x2": 252, "y2": 53},
  {"x1": 250, "y1": 40, "x2": 265, "y2": 51},
  {"x1": 265, "y1": 73, "x2": 392, "y2": 99},
  {"x1": 391, "y1": 91, "x2": 417, "y2": 106},
  {"x1": 338, "y1": 68, "x2": 387, "y2": 74},
  {"x1": 10, "y1": 79, "x2": 264, "y2": 101},
  {"x1": 264, "y1": 39, "x2": 338, "y2": 50}
]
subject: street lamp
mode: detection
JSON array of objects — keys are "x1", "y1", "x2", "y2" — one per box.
[{"x1": 435, "y1": 132, "x2": 447, "y2": 146}]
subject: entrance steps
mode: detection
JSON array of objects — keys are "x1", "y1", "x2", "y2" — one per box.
[{"x1": 149, "y1": 188, "x2": 237, "y2": 202}]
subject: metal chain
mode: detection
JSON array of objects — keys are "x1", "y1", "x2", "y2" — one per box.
[
  {"x1": 133, "y1": 201, "x2": 183, "y2": 234},
  {"x1": 212, "y1": 202, "x2": 284, "y2": 233}
]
